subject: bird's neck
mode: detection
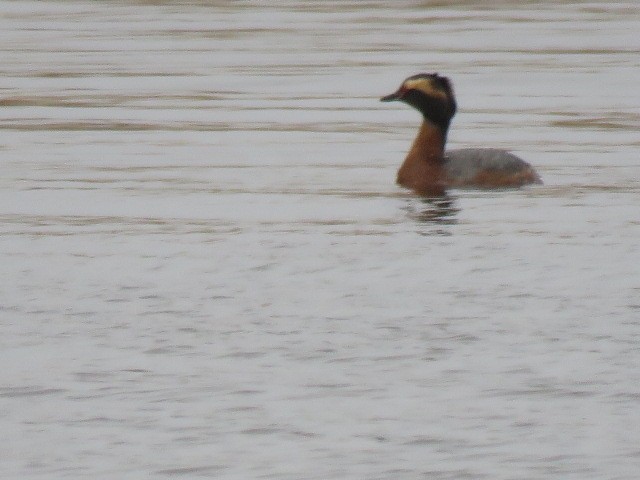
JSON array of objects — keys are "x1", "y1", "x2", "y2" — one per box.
[
  {"x1": 407, "y1": 120, "x2": 447, "y2": 165},
  {"x1": 396, "y1": 120, "x2": 448, "y2": 196}
]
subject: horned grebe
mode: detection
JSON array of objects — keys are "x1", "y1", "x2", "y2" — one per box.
[{"x1": 381, "y1": 73, "x2": 541, "y2": 196}]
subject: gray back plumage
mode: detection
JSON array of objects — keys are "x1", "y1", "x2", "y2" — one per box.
[{"x1": 444, "y1": 148, "x2": 539, "y2": 184}]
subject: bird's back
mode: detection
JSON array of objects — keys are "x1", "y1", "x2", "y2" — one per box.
[{"x1": 443, "y1": 148, "x2": 541, "y2": 188}]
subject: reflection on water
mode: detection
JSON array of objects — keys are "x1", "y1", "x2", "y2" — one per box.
[
  {"x1": 2, "y1": 1, "x2": 640, "y2": 479},
  {"x1": 402, "y1": 195, "x2": 459, "y2": 234}
]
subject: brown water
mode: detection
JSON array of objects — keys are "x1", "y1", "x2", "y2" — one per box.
[{"x1": 2, "y1": 1, "x2": 640, "y2": 479}]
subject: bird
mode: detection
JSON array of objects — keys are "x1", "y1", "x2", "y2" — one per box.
[{"x1": 381, "y1": 73, "x2": 541, "y2": 196}]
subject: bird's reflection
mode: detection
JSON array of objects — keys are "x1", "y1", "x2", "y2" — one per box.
[{"x1": 402, "y1": 194, "x2": 459, "y2": 235}]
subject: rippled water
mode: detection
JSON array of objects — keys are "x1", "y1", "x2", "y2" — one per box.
[{"x1": 2, "y1": 1, "x2": 640, "y2": 479}]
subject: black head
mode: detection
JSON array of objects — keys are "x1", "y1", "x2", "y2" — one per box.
[{"x1": 381, "y1": 73, "x2": 457, "y2": 131}]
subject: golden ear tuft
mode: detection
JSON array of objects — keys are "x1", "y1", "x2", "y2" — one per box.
[{"x1": 403, "y1": 77, "x2": 450, "y2": 101}]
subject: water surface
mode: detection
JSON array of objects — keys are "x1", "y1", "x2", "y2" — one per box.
[{"x1": 1, "y1": 1, "x2": 640, "y2": 479}]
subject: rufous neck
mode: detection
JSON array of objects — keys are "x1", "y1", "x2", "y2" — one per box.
[{"x1": 407, "y1": 120, "x2": 447, "y2": 165}]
